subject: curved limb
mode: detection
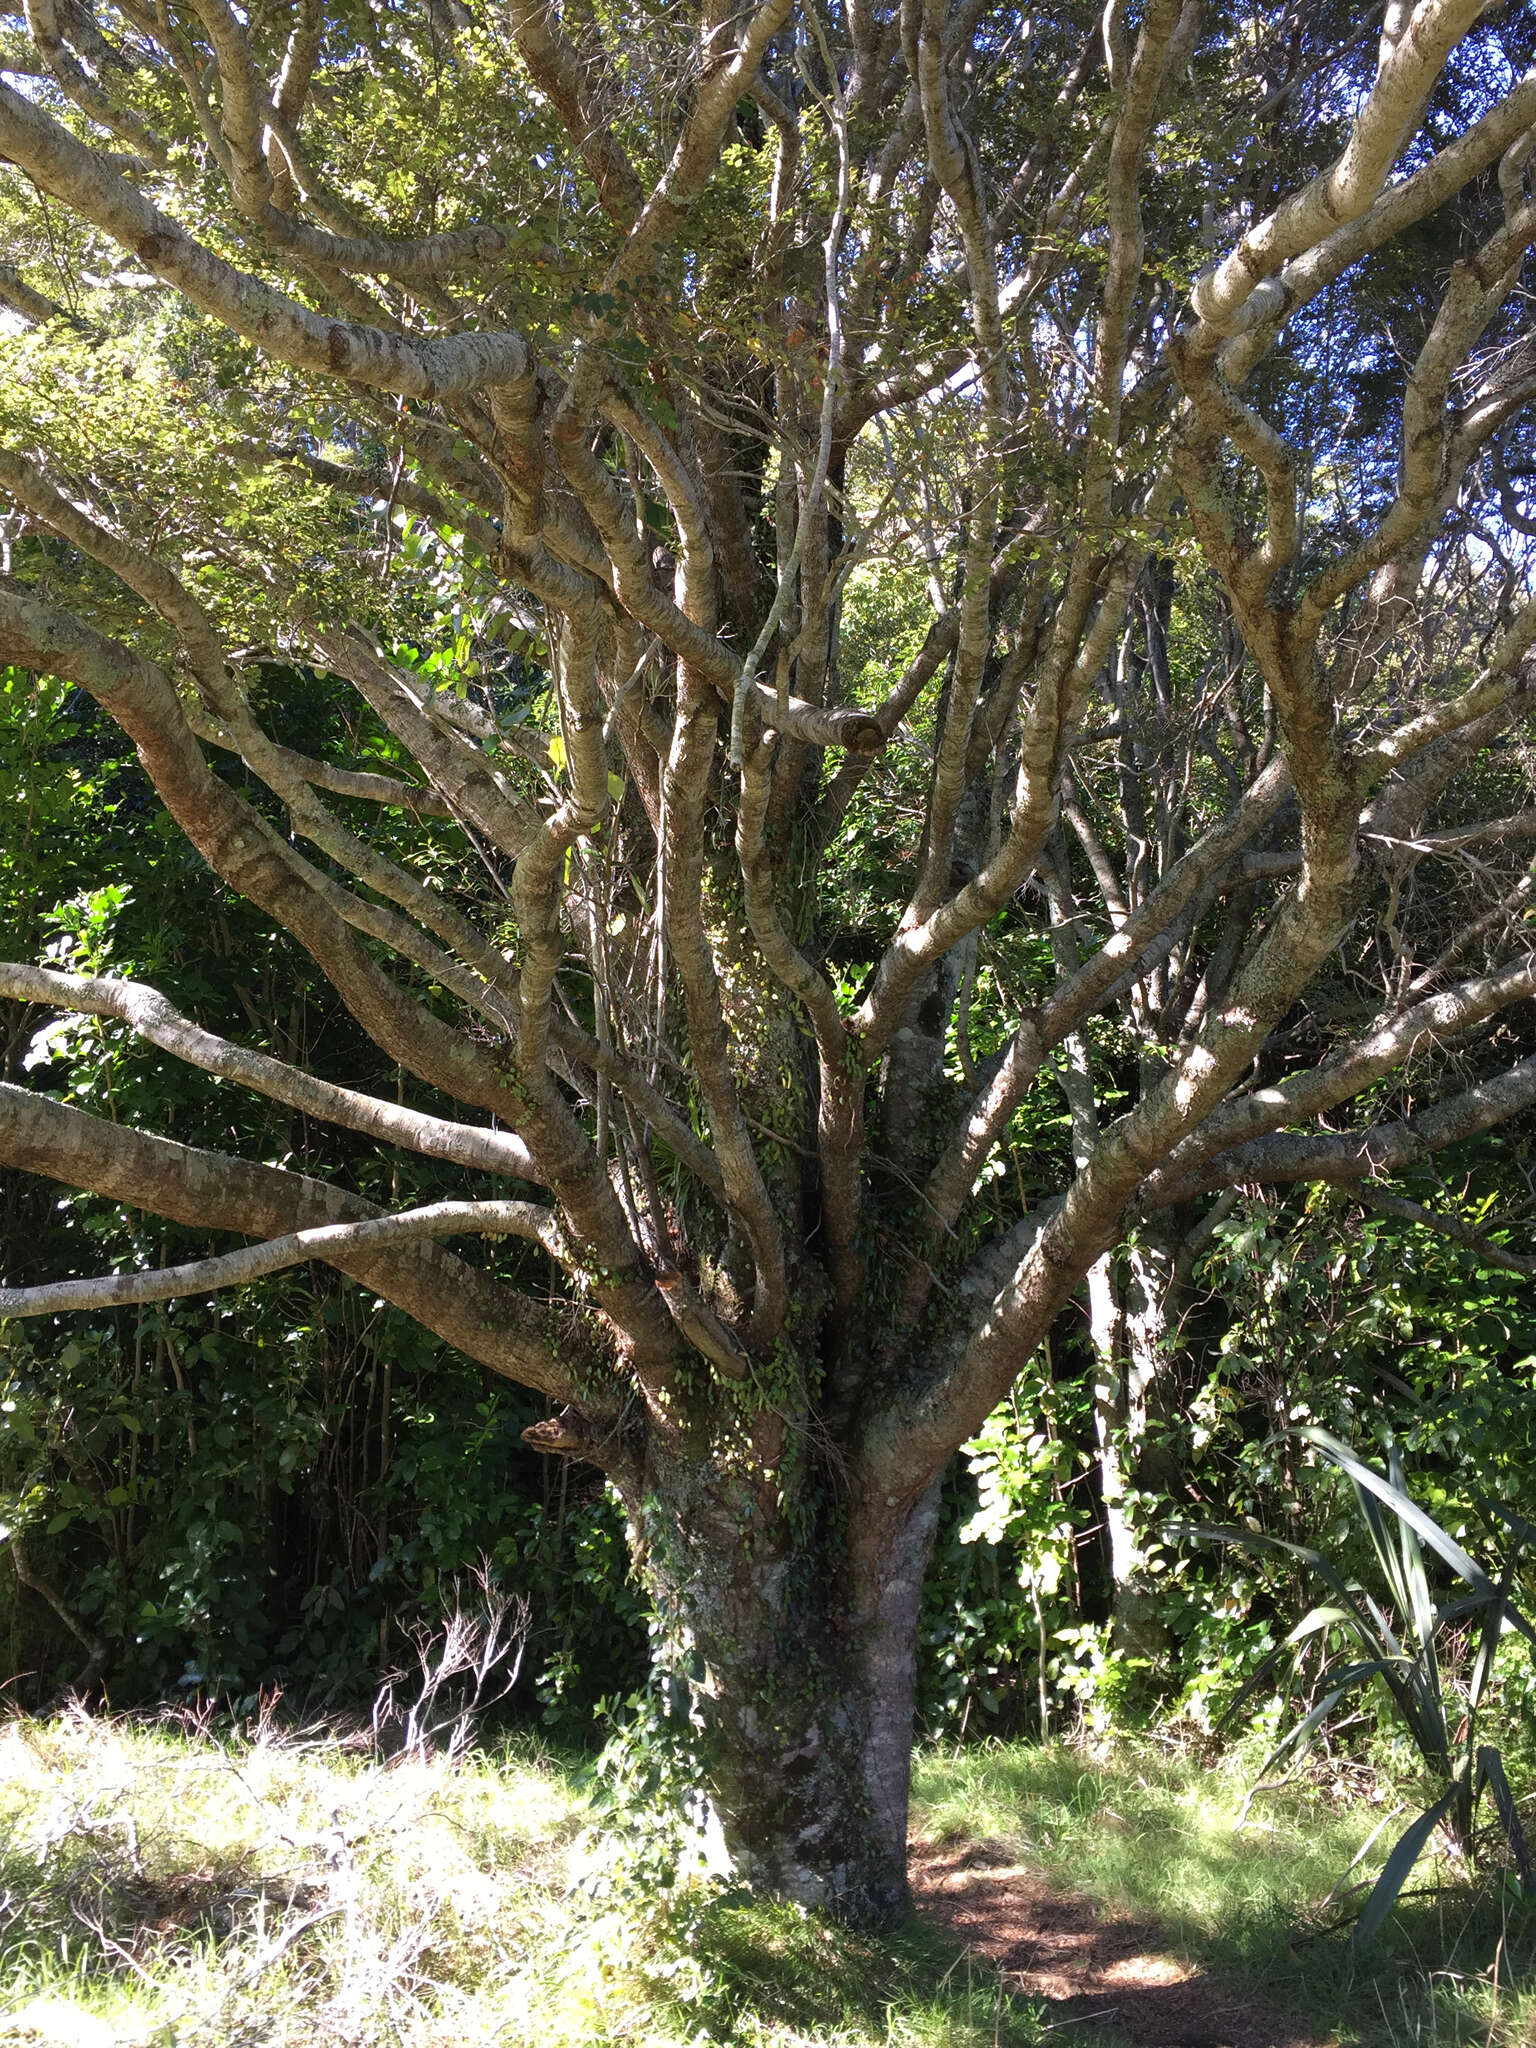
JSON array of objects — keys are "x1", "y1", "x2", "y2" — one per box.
[{"x1": 0, "y1": 1081, "x2": 591, "y2": 1401}]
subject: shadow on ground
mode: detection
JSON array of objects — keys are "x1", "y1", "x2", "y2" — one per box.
[
  {"x1": 686, "y1": 1892, "x2": 1083, "y2": 2046},
  {"x1": 909, "y1": 1741, "x2": 1536, "y2": 2046},
  {"x1": 910, "y1": 1834, "x2": 1536, "y2": 2048},
  {"x1": 912, "y1": 1838, "x2": 1314, "y2": 2047}
]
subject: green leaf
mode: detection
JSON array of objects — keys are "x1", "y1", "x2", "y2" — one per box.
[
  {"x1": 1295, "y1": 1428, "x2": 1530, "y2": 1636},
  {"x1": 1256, "y1": 1675, "x2": 1379, "y2": 1781},
  {"x1": 1353, "y1": 1786, "x2": 1460, "y2": 1946},
  {"x1": 1284, "y1": 1604, "x2": 1355, "y2": 1647},
  {"x1": 1477, "y1": 1747, "x2": 1534, "y2": 1887}
]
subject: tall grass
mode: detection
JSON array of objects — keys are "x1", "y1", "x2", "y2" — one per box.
[
  {"x1": 2, "y1": 1709, "x2": 1532, "y2": 2046},
  {"x1": 0, "y1": 1703, "x2": 582, "y2": 2045},
  {"x1": 0, "y1": 1705, "x2": 1067, "y2": 2047}
]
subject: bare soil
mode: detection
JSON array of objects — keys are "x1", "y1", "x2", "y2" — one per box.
[{"x1": 910, "y1": 1840, "x2": 1326, "y2": 2048}]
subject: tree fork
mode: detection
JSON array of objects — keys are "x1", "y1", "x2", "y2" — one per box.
[{"x1": 2, "y1": 0, "x2": 1536, "y2": 1923}]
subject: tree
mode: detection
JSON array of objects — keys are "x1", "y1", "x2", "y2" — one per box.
[{"x1": 3, "y1": 0, "x2": 1536, "y2": 1924}]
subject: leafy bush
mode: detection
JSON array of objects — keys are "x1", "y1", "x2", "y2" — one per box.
[
  {"x1": 0, "y1": 1303, "x2": 647, "y2": 1737},
  {"x1": 1184, "y1": 1429, "x2": 1536, "y2": 1941}
]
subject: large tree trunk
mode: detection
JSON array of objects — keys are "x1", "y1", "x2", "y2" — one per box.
[{"x1": 622, "y1": 1451, "x2": 942, "y2": 1924}]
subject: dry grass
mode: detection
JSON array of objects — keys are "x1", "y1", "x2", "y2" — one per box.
[
  {"x1": 0, "y1": 1702, "x2": 592, "y2": 2045},
  {"x1": 0, "y1": 1705, "x2": 1065, "y2": 2047}
]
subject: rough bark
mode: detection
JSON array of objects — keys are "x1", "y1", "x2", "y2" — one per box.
[
  {"x1": 625, "y1": 1436, "x2": 941, "y2": 1918},
  {"x1": 1, "y1": 0, "x2": 1535, "y2": 1923}
]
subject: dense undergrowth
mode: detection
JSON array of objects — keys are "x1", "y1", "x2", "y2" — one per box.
[{"x1": 0, "y1": 1709, "x2": 1532, "y2": 2048}]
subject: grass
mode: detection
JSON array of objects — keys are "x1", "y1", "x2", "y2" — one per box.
[
  {"x1": 0, "y1": 1709, "x2": 1531, "y2": 2045},
  {"x1": 912, "y1": 1734, "x2": 1536, "y2": 2045},
  {"x1": 0, "y1": 1704, "x2": 1070, "y2": 2047}
]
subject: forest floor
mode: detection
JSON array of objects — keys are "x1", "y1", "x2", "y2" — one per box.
[
  {"x1": 0, "y1": 1708, "x2": 1528, "y2": 2046},
  {"x1": 910, "y1": 1841, "x2": 1315, "y2": 2046},
  {"x1": 909, "y1": 1737, "x2": 1536, "y2": 2046}
]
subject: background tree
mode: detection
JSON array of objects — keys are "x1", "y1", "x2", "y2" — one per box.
[{"x1": 3, "y1": 0, "x2": 1536, "y2": 1925}]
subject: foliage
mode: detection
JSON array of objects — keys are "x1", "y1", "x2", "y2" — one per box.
[
  {"x1": 917, "y1": 1366, "x2": 1084, "y2": 1740},
  {"x1": 0, "y1": 1302, "x2": 647, "y2": 1732},
  {"x1": 1184, "y1": 1430, "x2": 1536, "y2": 1941}
]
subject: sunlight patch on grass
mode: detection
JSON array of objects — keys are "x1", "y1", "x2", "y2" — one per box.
[
  {"x1": 0, "y1": 1708, "x2": 1077, "y2": 2048},
  {"x1": 0, "y1": 1706, "x2": 588, "y2": 2046},
  {"x1": 912, "y1": 1735, "x2": 1536, "y2": 2046},
  {"x1": 913, "y1": 1735, "x2": 1376, "y2": 1943}
]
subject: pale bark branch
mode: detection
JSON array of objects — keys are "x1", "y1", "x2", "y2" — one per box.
[
  {"x1": 0, "y1": 1080, "x2": 590, "y2": 1398},
  {"x1": 1158, "y1": 1050, "x2": 1536, "y2": 1200},
  {"x1": 0, "y1": 582, "x2": 681, "y2": 1370},
  {"x1": 0, "y1": 961, "x2": 541, "y2": 1182},
  {"x1": 0, "y1": 261, "x2": 69, "y2": 326},
  {"x1": 0, "y1": 82, "x2": 531, "y2": 400},
  {"x1": 1144, "y1": 952, "x2": 1536, "y2": 1206},
  {"x1": 1353, "y1": 1188, "x2": 1536, "y2": 1275},
  {"x1": 0, "y1": 1198, "x2": 564, "y2": 1316},
  {"x1": 1191, "y1": 0, "x2": 1493, "y2": 337}
]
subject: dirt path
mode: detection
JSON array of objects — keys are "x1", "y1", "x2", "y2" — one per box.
[{"x1": 910, "y1": 1842, "x2": 1324, "y2": 2048}]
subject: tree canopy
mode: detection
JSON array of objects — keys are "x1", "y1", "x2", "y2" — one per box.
[{"x1": 4, "y1": 0, "x2": 1536, "y2": 1921}]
